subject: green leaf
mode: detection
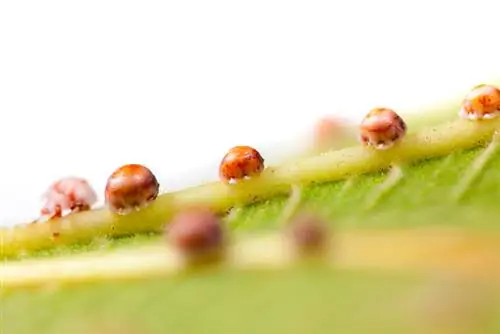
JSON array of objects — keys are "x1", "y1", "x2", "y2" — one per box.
[{"x1": 3, "y1": 91, "x2": 500, "y2": 334}]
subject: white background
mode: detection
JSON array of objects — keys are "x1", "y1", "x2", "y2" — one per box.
[{"x1": 1, "y1": 0, "x2": 499, "y2": 225}]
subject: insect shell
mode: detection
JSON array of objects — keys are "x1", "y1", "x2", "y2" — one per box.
[
  {"x1": 460, "y1": 84, "x2": 500, "y2": 121},
  {"x1": 287, "y1": 212, "x2": 330, "y2": 254},
  {"x1": 39, "y1": 177, "x2": 97, "y2": 220},
  {"x1": 219, "y1": 146, "x2": 265, "y2": 184},
  {"x1": 313, "y1": 116, "x2": 344, "y2": 150},
  {"x1": 359, "y1": 107, "x2": 407, "y2": 150},
  {"x1": 104, "y1": 164, "x2": 160, "y2": 215},
  {"x1": 166, "y1": 208, "x2": 224, "y2": 256}
]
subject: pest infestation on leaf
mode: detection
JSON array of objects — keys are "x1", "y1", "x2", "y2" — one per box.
[
  {"x1": 4, "y1": 78, "x2": 500, "y2": 304},
  {"x1": 359, "y1": 107, "x2": 407, "y2": 150},
  {"x1": 37, "y1": 177, "x2": 98, "y2": 222},
  {"x1": 104, "y1": 164, "x2": 160, "y2": 215},
  {"x1": 460, "y1": 84, "x2": 500, "y2": 121},
  {"x1": 5, "y1": 80, "x2": 500, "y2": 277},
  {"x1": 219, "y1": 146, "x2": 265, "y2": 184}
]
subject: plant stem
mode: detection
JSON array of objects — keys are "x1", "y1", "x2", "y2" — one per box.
[
  {"x1": 454, "y1": 131, "x2": 500, "y2": 202},
  {"x1": 2, "y1": 117, "x2": 500, "y2": 257},
  {"x1": 364, "y1": 164, "x2": 404, "y2": 210},
  {"x1": 2, "y1": 228, "x2": 499, "y2": 290},
  {"x1": 276, "y1": 184, "x2": 302, "y2": 226}
]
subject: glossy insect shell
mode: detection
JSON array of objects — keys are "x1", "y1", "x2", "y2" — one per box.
[
  {"x1": 460, "y1": 84, "x2": 500, "y2": 120},
  {"x1": 359, "y1": 108, "x2": 407, "y2": 150},
  {"x1": 105, "y1": 164, "x2": 160, "y2": 215},
  {"x1": 219, "y1": 146, "x2": 265, "y2": 183}
]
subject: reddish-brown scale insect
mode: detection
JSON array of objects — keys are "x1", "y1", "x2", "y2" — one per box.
[
  {"x1": 359, "y1": 107, "x2": 407, "y2": 150},
  {"x1": 166, "y1": 208, "x2": 224, "y2": 258},
  {"x1": 460, "y1": 84, "x2": 500, "y2": 120},
  {"x1": 219, "y1": 146, "x2": 265, "y2": 184},
  {"x1": 104, "y1": 164, "x2": 160, "y2": 215},
  {"x1": 287, "y1": 212, "x2": 330, "y2": 254},
  {"x1": 39, "y1": 177, "x2": 97, "y2": 220}
]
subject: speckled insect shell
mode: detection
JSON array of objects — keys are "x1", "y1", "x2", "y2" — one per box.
[
  {"x1": 104, "y1": 164, "x2": 160, "y2": 215},
  {"x1": 359, "y1": 108, "x2": 407, "y2": 150},
  {"x1": 219, "y1": 146, "x2": 265, "y2": 183},
  {"x1": 460, "y1": 84, "x2": 500, "y2": 120}
]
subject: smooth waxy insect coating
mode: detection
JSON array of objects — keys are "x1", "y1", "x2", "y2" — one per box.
[
  {"x1": 40, "y1": 177, "x2": 97, "y2": 220},
  {"x1": 166, "y1": 208, "x2": 224, "y2": 255},
  {"x1": 105, "y1": 164, "x2": 159, "y2": 215},
  {"x1": 219, "y1": 146, "x2": 265, "y2": 183},
  {"x1": 460, "y1": 84, "x2": 500, "y2": 120},
  {"x1": 359, "y1": 108, "x2": 407, "y2": 150}
]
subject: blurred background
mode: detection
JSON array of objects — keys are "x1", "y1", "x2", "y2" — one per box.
[{"x1": 1, "y1": 0, "x2": 499, "y2": 225}]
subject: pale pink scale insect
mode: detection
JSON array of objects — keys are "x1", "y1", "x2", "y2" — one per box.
[
  {"x1": 312, "y1": 115, "x2": 354, "y2": 152},
  {"x1": 39, "y1": 177, "x2": 98, "y2": 220},
  {"x1": 359, "y1": 107, "x2": 407, "y2": 150}
]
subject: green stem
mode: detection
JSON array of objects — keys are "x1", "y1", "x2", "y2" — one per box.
[
  {"x1": 2, "y1": 117, "x2": 500, "y2": 257},
  {"x1": 364, "y1": 164, "x2": 404, "y2": 210},
  {"x1": 276, "y1": 184, "x2": 302, "y2": 226},
  {"x1": 454, "y1": 131, "x2": 500, "y2": 202}
]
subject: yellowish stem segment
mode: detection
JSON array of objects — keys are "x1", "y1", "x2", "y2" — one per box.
[
  {"x1": 2, "y1": 117, "x2": 500, "y2": 257},
  {"x1": 2, "y1": 228, "x2": 500, "y2": 290}
]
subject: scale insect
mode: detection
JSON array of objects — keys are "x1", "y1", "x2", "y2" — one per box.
[
  {"x1": 359, "y1": 107, "x2": 407, "y2": 150},
  {"x1": 38, "y1": 177, "x2": 97, "y2": 221},
  {"x1": 104, "y1": 164, "x2": 160, "y2": 215},
  {"x1": 287, "y1": 212, "x2": 330, "y2": 254},
  {"x1": 312, "y1": 115, "x2": 352, "y2": 151},
  {"x1": 460, "y1": 84, "x2": 500, "y2": 121},
  {"x1": 166, "y1": 208, "x2": 224, "y2": 256},
  {"x1": 219, "y1": 146, "x2": 265, "y2": 184}
]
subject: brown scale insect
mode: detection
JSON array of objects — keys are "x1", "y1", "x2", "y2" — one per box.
[
  {"x1": 104, "y1": 164, "x2": 160, "y2": 215},
  {"x1": 359, "y1": 107, "x2": 407, "y2": 150},
  {"x1": 166, "y1": 208, "x2": 224, "y2": 258},
  {"x1": 460, "y1": 84, "x2": 500, "y2": 120},
  {"x1": 219, "y1": 146, "x2": 265, "y2": 184},
  {"x1": 39, "y1": 177, "x2": 97, "y2": 221},
  {"x1": 287, "y1": 212, "x2": 330, "y2": 254}
]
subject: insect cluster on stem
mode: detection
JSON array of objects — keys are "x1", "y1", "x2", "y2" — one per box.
[{"x1": 31, "y1": 83, "x2": 499, "y2": 260}]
